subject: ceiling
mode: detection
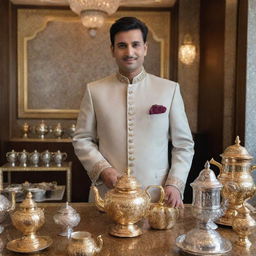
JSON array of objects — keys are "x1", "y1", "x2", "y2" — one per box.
[{"x1": 10, "y1": 0, "x2": 176, "y2": 8}]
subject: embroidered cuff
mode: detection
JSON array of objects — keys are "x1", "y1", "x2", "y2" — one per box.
[
  {"x1": 165, "y1": 175, "x2": 185, "y2": 198},
  {"x1": 89, "y1": 160, "x2": 112, "y2": 185}
]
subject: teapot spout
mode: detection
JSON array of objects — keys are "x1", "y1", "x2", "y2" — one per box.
[
  {"x1": 91, "y1": 186, "x2": 105, "y2": 212},
  {"x1": 210, "y1": 158, "x2": 223, "y2": 174},
  {"x1": 7, "y1": 191, "x2": 16, "y2": 212},
  {"x1": 95, "y1": 235, "x2": 103, "y2": 253}
]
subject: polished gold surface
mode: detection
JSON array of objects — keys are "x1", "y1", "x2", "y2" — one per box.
[
  {"x1": 210, "y1": 136, "x2": 256, "y2": 226},
  {"x1": 92, "y1": 170, "x2": 162, "y2": 237},
  {"x1": 7, "y1": 192, "x2": 51, "y2": 253},
  {"x1": 0, "y1": 162, "x2": 72, "y2": 202},
  {"x1": 21, "y1": 122, "x2": 30, "y2": 138},
  {"x1": 233, "y1": 204, "x2": 256, "y2": 249},
  {"x1": 147, "y1": 185, "x2": 179, "y2": 230},
  {"x1": 67, "y1": 231, "x2": 103, "y2": 256},
  {"x1": 1, "y1": 203, "x2": 256, "y2": 255}
]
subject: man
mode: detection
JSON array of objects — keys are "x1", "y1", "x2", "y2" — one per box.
[{"x1": 73, "y1": 17, "x2": 194, "y2": 208}]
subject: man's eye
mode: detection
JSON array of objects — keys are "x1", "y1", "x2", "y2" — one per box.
[
  {"x1": 117, "y1": 44, "x2": 126, "y2": 48},
  {"x1": 132, "y1": 42, "x2": 141, "y2": 48}
]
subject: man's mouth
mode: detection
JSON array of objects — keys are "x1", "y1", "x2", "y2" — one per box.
[{"x1": 123, "y1": 56, "x2": 137, "y2": 62}]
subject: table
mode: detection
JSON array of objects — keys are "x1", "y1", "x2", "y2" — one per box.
[
  {"x1": 1, "y1": 203, "x2": 256, "y2": 255},
  {"x1": 0, "y1": 162, "x2": 72, "y2": 202}
]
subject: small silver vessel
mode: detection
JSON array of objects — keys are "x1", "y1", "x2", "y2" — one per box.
[
  {"x1": 53, "y1": 202, "x2": 80, "y2": 237},
  {"x1": 176, "y1": 161, "x2": 232, "y2": 255}
]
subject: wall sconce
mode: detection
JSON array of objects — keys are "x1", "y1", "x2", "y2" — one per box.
[{"x1": 179, "y1": 34, "x2": 196, "y2": 65}]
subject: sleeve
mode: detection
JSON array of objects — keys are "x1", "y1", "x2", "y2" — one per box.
[
  {"x1": 72, "y1": 84, "x2": 111, "y2": 184},
  {"x1": 164, "y1": 83, "x2": 195, "y2": 197}
]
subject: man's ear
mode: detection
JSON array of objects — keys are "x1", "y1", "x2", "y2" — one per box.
[
  {"x1": 110, "y1": 45, "x2": 115, "y2": 57},
  {"x1": 144, "y1": 42, "x2": 148, "y2": 56}
]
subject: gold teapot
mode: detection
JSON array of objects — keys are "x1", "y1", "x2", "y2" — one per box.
[
  {"x1": 147, "y1": 185, "x2": 179, "y2": 230},
  {"x1": 67, "y1": 231, "x2": 103, "y2": 256},
  {"x1": 210, "y1": 136, "x2": 256, "y2": 226},
  {"x1": 8, "y1": 192, "x2": 52, "y2": 253},
  {"x1": 92, "y1": 169, "x2": 162, "y2": 237}
]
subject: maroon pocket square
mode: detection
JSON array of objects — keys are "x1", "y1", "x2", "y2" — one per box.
[{"x1": 149, "y1": 104, "x2": 167, "y2": 114}]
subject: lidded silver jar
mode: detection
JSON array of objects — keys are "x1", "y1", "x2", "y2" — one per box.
[
  {"x1": 53, "y1": 202, "x2": 80, "y2": 237},
  {"x1": 176, "y1": 161, "x2": 232, "y2": 255}
]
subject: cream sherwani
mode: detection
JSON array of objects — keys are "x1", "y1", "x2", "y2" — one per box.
[{"x1": 73, "y1": 69, "x2": 194, "y2": 201}]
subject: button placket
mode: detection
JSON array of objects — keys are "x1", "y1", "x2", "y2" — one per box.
[{"x1": 127, "y1": 84, "x2": 135, "y2": 172}]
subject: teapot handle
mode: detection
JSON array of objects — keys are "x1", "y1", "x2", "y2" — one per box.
[
  {"x1": 251, "y1": 165, "x2": 256, "y2": 172},
  {"x1": 145, "y1": 185, "x2": 165, "y2": 204}
]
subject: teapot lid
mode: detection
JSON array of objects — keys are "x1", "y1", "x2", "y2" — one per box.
[
  {"x1": 221, "y1": 136, "x2": 252, "y2": 160},
  {"x1": 20, "y1": 192, "x2": 37, "y2": 210},
  {"x1": 191, "y1": 161, "x2": 222, "y2": 189},
  {"x1": 57, "y1": 202, "x2": 77, "y2": 214},
  {"x1": 115, "y1": 169, "x2": 140, "y2": 191}
]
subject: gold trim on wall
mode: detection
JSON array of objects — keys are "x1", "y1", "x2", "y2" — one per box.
[{"x1": 18, "y1": 9, "x2": 170, "y2": 119}]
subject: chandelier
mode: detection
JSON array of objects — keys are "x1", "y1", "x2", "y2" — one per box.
[{"x1": 68, "y1": 0, "x2": 120, "y2": 37}]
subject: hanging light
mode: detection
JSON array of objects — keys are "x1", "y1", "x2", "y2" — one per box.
[
  {"x1": 68, "y1": 0, "x2": 120, "y2": 37},
  {"x1": 179, "y1": 34, "x2": 196, "y2": 65}
]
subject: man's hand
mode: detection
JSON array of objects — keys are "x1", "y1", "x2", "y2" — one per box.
[
  {"x1": 100, "y1": 167, "x2": 120, "y2": 189},
  {"x1": 164, "y1": 185, "x2": 184, "y2": 208}
]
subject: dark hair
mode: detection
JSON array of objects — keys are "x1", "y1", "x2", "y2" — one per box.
[{"x1": 110, "y1": 17, "x2": 148, "y2": 46}]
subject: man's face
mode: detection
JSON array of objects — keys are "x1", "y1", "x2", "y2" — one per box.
[{"x1": 111, "y1": 29, "x2": 147, "y2": 76}]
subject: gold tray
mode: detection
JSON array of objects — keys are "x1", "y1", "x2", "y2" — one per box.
[{"x1": 7, "y1": 236, "x2": 52, "y2": 253}]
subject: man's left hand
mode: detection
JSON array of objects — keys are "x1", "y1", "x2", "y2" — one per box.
[{"x1": 164, "y1": 186, "x2": 184, "y2": 208}]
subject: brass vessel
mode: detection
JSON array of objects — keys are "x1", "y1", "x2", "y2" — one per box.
[
  {"x1": 67, "y1": 231, "x2": 103, "y2": 256},
  {"x1": 7, "y1": 192, "x2": 52, "y2": 253},
  {"x1": 147, "y1": 185, "x2": 179, "y2": 230},
  {"x1": 53, "y1": 123, "x2": 64, "y2": 138},
  {"x1": 210, "y1": 136, "x2": 256, "y2": 226},
  {"x1": 92, "y1": 169, "x2": 162, "y2": 237},
  {"x1": 36, "y1": 120, "x2": 48, "y2": 139},
  {"x1": 225, "y1": 182, "x2": 256, "y2": 248},
  {"x1": 21, "y1": 122, "x2": 30, "y2": 138},
  {"x1": 0, "y1": 170, "x2": 16, "y2": 234}
]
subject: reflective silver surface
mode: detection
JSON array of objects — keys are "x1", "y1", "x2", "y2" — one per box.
[{"x1": 176, "y1": 161, "x2": 232, "y2": 255}]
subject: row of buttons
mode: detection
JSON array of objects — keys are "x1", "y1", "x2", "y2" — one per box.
[{"x1": 127, "y1": 85, "x2": 135, "y2": 170}]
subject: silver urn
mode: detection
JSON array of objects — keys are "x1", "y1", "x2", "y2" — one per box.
[
  {"x1": 0, "y1": 170, "x2": 16, "y2": 234},
  {"x1": 36, "y1": 120, "x2": 48, "y2": 139},
  {"x1": 53, "y1": 202, "x2": 80, "y2": 237},
  {"x1": 6, "y1": 150, "x2": 18, "y2": 167},
  {"x1": 53, "y1": 150, "x2": 67, "y2": 167},
  {"x1": 18, "y1": 149, "x2": 29, "y2": 167},
  {"x1": 176, "y1": 161, "x2": 232, "y2": 255},
  {"x1": 29, "y1": 150, "x2": 40, "y2": 167},
  {"x1": 41, "y1": 150, "x2": 52, "y2": 167},
  {"x1": 53, "y1": 123, "x2": 64, "y2": 139}
]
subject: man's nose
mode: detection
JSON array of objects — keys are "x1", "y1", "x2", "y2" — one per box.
[{"x1": 125, "y1": 45, "x2": 134, "y2": 56}]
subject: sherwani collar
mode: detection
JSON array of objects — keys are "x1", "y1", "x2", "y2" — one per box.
[{"x1": 116, "y1": 68, "x2": 147, "y2": 84}]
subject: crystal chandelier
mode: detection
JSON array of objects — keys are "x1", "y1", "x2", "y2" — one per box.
[
  {"x1": 179, "y1": 34, "x2": 196, "y2": 65},
  {"x1": 68, "y1": 0, "x2": 120, "y2": 37}
]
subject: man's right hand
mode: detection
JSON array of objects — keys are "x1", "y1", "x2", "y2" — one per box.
[{"x1": 100, "y1": 167, "x2": 120, "y2": 188}]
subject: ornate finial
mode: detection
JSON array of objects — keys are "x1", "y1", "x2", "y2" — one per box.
[
  {"x1": 204, "y1": 161, "x2": 210, "y2": 169},
  {"x1": 235, "y1": 136, "x2": 241, "y2": 145},
  {"x1": 127, "y1": 168, "x2": 131, "y2": 176},
  {"x1": 27, "y1": 191, "x2": 33, "y2": 199}
]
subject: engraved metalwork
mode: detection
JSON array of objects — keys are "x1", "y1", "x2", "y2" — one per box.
[
  {"x1": 53, "y1": 202, "x2": 80, "y2": 237},
  {"x1": 6, "y1": 150, "x2": 18, "y2": 167},
  {"x1": 7, "y1": 192, "x2": 52, "y2": 253},
  {"x1": 53, "y1": 123, "x2": 64, "y2": 138},
  {"x1": 0, "y1": 169, "x2": 16, "y2": 234},
  {"x1": 210, "y1": 136, "x2": 256, "y2": 226},
  {"x1": 29, "y1": 150, "x2": 40, "y2": 167},
  {"x1": 53, "y1": 150, "x2": 67, "y2": 167},
  {"x1": 18, "y1": 149, "x2": 29, "y2": 167},
  {"x1": 92, "y1": 169, "x2": 162, "y2": 237},
  {"x1": 41, "y1": 150, "x2": 52, "y2": 167},
  {"x1": 67, "y1": 231, "x2": 103, "y2": 256},
  {"x1": 147, "y1": 185, "x2": 179, "y2": 230},
  {"x1": 176, "y1": 161, "x2": 232, "y2": 255},
  {"x1": 35, "y1": 120, "x2": 48, "y2": 139},
  {"x1": 21, "y1": 122, "x2": 30, "y2": 138}
]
